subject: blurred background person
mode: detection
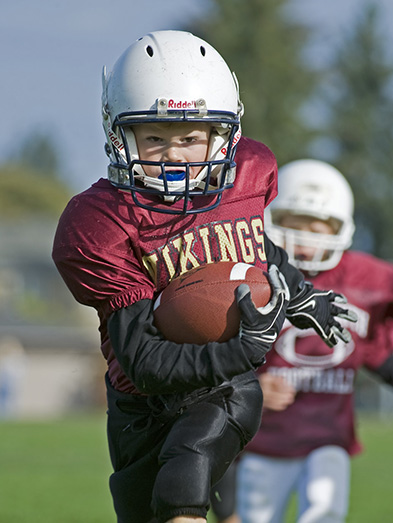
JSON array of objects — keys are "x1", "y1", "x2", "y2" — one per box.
[
  {"x1": 212, "y1": 159, "x2": 393, "y2": 523},
  {"x1": 0, "y1": 336, "x2": 26, "y2": 418}
]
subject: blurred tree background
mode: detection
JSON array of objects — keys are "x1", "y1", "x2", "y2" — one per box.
[
  {"x1": 314, "y1": 5, "x2": 393, "y2": 259},
  {"x1": 0, "y1": 131, "x2": 71, "y2": 220},
  {"x1": 185, "y1": 0, "x2": 393, "y2": 260},
  {"x1": 186, "y1": 0, "x2": 318, "y2": 165},
  {"x1": 0, "y1": 131, "x2": 88, "y2": 327}
]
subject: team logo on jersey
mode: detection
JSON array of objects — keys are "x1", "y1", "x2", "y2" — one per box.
[
  {"x1": 142, "y1": 216, "x2": 267, "y2": 287},
  {"x1": 275, "y1": 304, "x2": 369, "y2": 370},
  {"x1": 275, "y1": 324, "x2": 355, "y2": 369}
]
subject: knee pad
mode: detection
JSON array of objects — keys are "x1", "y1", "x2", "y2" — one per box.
[{"x1": 152, "y1": 400, "x2": 242, "y2": 522}]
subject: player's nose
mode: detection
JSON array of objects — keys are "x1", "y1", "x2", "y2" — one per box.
[{"x1": 164, "y1": 143, "x2": 183, "y2": 162}]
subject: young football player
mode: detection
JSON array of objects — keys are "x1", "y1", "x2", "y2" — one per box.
[
  {"x1": 234, "y1": 159, "x2": 393, "y2": 523},
  {"x1": 52, "y1": 32, "x2": 355, "y2": 523}
]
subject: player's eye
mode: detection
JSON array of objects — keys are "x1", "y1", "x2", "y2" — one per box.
[
  {"x1": 146, "y1": 136, "x2": 164, "y2": 143},
  {"x1": 182, "y1": 135, "x2": 203, "y2": 145}
]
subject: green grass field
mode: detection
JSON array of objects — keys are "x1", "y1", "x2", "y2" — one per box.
[{"x1": 0, "y1": 413, "x2": 392, "y2": 522}]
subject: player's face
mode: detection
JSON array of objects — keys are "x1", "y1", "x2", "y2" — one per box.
[
  {"x1": 279, "y1": 214, "x2": 335, "y2": 262},
  {"x1": 132, "y1": 122, "x2": 211, "y2": 179}
]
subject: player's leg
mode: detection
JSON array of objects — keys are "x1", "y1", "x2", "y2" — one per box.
[
  {"x1": 106, "y1": 374, "x2": 168, "y2": 523},
  {"x1": 237, "y1": 452, "x2": 304, "y2": 523},
  {"x1": 210, "y1": 461, "x2": 240, "y2": 523},
  {"x1": 152, "y1": 372, "x2": 263, "y2": 523},
  {"x1": 297, "y1": 445, "x2": 350, "y2": 523}
]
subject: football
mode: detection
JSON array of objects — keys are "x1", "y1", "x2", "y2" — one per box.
[{"x1": 153, "y1": 261, "x2": 272, "y2": 344}]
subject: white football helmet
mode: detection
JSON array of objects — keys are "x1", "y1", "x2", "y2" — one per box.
[
  {"x1": 102, "y1": 30, "x2": 244, "y2": 214},
  {"x1": 265, "y1": 159, "x2": 355, "y2": 272}
]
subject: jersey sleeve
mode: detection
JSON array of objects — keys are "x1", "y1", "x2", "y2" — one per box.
[
  {"x1": 359, "y1": 255, "x2": 393, "y2": 370},
  {"x1": 264, "y1": 233, "x2": 304, "y2": 297},
  {"x1": 234, "y1": 137, "x2": 278, "y2": 207},
  {"x1": 363, "y1": 307, "x2": 393, "y2": 370},
  {"x1": 52, "y1": 190, "x2": 155, "y2": 318}
]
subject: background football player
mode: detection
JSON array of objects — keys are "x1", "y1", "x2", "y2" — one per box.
[
  {"x1": 233, "y1": 159, "x2": 393, "y2": 523},
  {"x1": 52, "y1": 31, "x2": 356, "y2": 523}
]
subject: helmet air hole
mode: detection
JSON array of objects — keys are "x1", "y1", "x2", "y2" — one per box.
[
  {"x1": 200, "y1": 46, "x2": 206, "y2": 56},
  {"x1": 146, "y1": 45, "x2": 154, "y2": 57}
]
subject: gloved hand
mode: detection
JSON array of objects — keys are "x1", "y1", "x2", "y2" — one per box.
[
  {"x1": 236, "y1": 265, "x2": 290, "y2": 366},
  {"x1": 286, "y1": 281, "x2": 358, "y2": 348}
]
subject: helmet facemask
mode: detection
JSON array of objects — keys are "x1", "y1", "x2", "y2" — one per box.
[
  {"x1": 103, "y1": 110, "x2": 241, "y2": 213},
  {"x1": 266, "y1": 211, "x2": 354, "y2": 274}
]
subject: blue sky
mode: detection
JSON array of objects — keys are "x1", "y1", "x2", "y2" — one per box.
[{"x1": 1, "y1": 0, "x2": 392, "y2": 192}]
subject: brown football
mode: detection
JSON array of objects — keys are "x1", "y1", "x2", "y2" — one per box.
[{"x1": 153, "y1": 261, "x2": 272, "y2": 343}]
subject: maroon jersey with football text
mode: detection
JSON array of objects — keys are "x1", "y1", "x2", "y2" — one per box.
[
  {"x1": 53, "y1": 137, "x2": 278, "y2": 393},
  {"x1": 247, "y1": 250, "x2": 393, "y2": 458}
]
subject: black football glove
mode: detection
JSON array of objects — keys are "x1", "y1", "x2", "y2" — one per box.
[
  {"x1": 235, "y1": 264, "x2": 290, "y2": 366},
  {"x1": 286, "y1": 281, "x2": 358, "y2": 348}
]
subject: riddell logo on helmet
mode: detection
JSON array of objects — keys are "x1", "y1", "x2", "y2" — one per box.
[
  {"x1": 221, "y1": 129, "x2": 242, "y2": 156},
  {"x1": 107, "y1": 121, "x2": 124, "y2": 151},
  {"x1": 168, "y1": 99, "x2": 197, "y2": 109}
]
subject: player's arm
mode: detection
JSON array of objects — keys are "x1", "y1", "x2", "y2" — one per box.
[
  {"x1": 108, "y1": 265, "x2": 288, "y2": 395},
  {"x1": 367, "y1": 302, "x2": 393, "y2": 386},
  {"x1": 259, "y1": 373, "x2": 296, "y2": 411},
  {"x1": 108, "y1": 299, "x2": 256, "y2": 394},
  {"x1": 264, "y1": 233, "x2": 303, "y2": 295},
  {"x1": 264, "y1": 233, "x2": 358, "y2": 348},
  {"x1": 372, "y1": 354, "x2": 393, "y2": 386}
]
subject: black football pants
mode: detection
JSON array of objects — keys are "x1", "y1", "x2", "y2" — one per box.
[{"x1": 106, "y1": 371, "x2": 263, "y2": 523}]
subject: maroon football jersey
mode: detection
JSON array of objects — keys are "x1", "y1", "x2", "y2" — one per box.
[
  {"x1": 247, "y1": 250, "x2": 393, "y2": 458},
  {"x1": 53, "y1": 137, "x2": 278, "y2": 393}
]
